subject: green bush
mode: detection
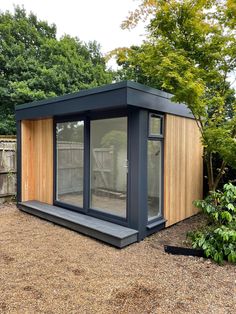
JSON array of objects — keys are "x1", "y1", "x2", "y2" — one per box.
[{"x1": 188, "y1": 183, "x2": 236, "y2": 264}]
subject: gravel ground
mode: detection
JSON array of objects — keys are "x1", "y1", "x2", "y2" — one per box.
[{"x1": 0, "y1": 203, "x2": 235, "y2": 314}]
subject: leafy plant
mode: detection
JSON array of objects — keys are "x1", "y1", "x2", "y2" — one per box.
[{"x1": 188, "y1": 183, "x2": 236, "y2": 263}]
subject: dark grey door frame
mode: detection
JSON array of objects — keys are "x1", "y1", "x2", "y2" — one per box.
[
  {"x1": 53, "y1": 110, "x2": 131, "y2": 227},
  {"x1": 53, "y1": 115, "x2": 87, "y2": 214}
]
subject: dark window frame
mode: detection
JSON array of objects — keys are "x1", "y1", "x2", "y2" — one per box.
[
  {"x1": 53, "y1": 115, "x2": 86, "y2": 214},
  {"x1": 53, "y1": 110, "x2": 130, "y2": 227},
  {"x1": 147, "y1": 113, "x2": 164, "y2": 225},
  {"x1": 148, "y1": 113, "x2": 164, "y2": 139}
]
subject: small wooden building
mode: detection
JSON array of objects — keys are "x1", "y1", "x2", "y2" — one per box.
[{"x1": 16, "y1": 81, "x2": 203, "y2": 247}]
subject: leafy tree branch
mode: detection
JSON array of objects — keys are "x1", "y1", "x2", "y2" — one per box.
[{"x1": 113, "y1": 0, "x2": 236, "y2": 192}]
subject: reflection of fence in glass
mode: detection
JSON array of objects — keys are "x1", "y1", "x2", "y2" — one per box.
[
  {"x1": 92, "y1": 147, "x2": 127, "y2": 193},
  {"x1": 92, "y1": 146, "x2": 114, "y2": 191},
  {"x1": 0, "y1": 138, "x2": 17, "y2": 203},
  {"x1": 57, "y1": 141, "x2": 84, "y2": 195},
  {"x1": 57, "y1": 141, "x2": 125, "y2": 195}
]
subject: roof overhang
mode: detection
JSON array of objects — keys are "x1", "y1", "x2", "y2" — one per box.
[{"x1": 15, "y1": 81, "x2": 194, "y2": 121}]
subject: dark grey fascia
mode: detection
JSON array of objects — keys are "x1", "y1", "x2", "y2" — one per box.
[
  {"x1": 15, "y1": 80, "x2": 194, "y2": 121},
  {"x1": 15, "y1": 87, "x2": 128, "y2": 121},
  {"x1": 126, "y1": 86, "x2": 193, "y2": 119}
]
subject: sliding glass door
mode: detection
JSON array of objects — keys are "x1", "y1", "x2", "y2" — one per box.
[
  {"x1": 55, "y1": 116, "x2": 128, "y2": 220},
  {"x1": 56, "y1": 120, "x2": 84, "y2": 208},
  {"x1": 90, "y1": 117, "x2": 128, "y2": 218}
]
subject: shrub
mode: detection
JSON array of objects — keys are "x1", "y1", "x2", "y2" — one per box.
[{"x1": 188, "y1": 183, "x2": 236, "y2": 264}]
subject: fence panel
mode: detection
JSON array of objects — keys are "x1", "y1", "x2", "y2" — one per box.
[
  {"x1": 0, "y1": 137, "x2": 17, "y2": 203},
  {"x1": 57, "y1": 141, "x2": 114, "y2": 195}
]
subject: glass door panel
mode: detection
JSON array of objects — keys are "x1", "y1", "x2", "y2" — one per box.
[
  {"x1": 56, "y1": 120, "x2": 84, "y2": 208},
  {"x1": 90, "y1": 117, "x2": 127, "y2": 218}
]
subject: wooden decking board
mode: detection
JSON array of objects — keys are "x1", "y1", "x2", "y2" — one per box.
[{"x1": 18, "y1": 201, "x2": 138, "y2": 248}]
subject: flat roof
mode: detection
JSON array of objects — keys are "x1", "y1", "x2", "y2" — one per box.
[{"x1": 15, "y1": 81, "x2": 194, "y2": 120}]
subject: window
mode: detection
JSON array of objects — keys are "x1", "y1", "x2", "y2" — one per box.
[
  {"x1": 147, "y1": 114, "x2": 163, "y2": 222},
  {"x1": 147, "y1": 141, "x2": 162, "y2": 220},
  {"x1": 56, "y1": 120, "x2": 84, "y2": 207},
  {"x1": 90, "y1": 117, "x2": 128, "y2": 218},
  {"x1": 149, "y1": 114, "x2": 162, "y2": 136}
]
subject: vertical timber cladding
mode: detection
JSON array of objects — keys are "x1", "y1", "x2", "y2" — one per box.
[
  {"x1": 21, "y1": 119, "x2": 53, "y2": 204},
  {"x1": 164, "y1": 114, "x2": 203, "y2": 227}
]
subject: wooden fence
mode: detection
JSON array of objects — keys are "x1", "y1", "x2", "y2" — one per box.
[{"x1": 0, "y1": 136, "x2": 17, "y2": 203}]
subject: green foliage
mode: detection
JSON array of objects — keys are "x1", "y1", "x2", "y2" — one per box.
[
  {"x1": 57, "y1": 121, "x2": 84, "y2": 142},
  {"x1": 101, "y1": 131, "x2": 127, "y2": 150},
  {"x1": 115, "y1": 0, "x2": 236, "y2": 191},
  {"x1": 0, "y1": 7, "x2": 113, "y2": 134},
  {"x1": 189, "y1": 183, "x2": 236, "y2": 263},
  {"x1": 189, "y1": 226, "x2": 236, "y2": 264},
  {"x1": 194, "y1": 183, "x2": 236, "y2": 224}
]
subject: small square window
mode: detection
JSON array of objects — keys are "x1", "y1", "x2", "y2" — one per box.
[{"x1": 149, "y1": 114, "x2": 162, "y2": 136}]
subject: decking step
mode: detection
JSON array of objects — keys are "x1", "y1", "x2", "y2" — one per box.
[{"x1": 18, "y1": 201, "x2": 138, "y2": 248}]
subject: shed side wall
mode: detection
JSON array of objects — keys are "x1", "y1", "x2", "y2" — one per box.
[
  {"x1": 164, "y1": 114, "x2": 203, "y2": 227},
  {"x1": 21, "y1": 119, "x2": 53, "y2": 204}
]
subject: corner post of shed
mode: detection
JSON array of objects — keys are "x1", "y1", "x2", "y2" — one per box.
[{"x1": 129, "y1": 108, "x2": 148, "y2": 241}]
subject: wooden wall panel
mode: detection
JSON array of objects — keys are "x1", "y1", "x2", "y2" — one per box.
[
  {"x1": 164, "y1": 114, "x2": 203, "y2": 227},
  {"x1": 21, "y1": 119, "x2": 53, "y2": 204},
  {"x1": 21, "y1": 120, "x2": 35, "y2": 201}
]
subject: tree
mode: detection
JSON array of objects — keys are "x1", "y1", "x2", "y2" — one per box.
[
  {"x1": 113, "y1": 0, "x2": 236, "y2": 192},
  {"x1": 0, "y1": 7, "x2": 113, "y2": 134}
]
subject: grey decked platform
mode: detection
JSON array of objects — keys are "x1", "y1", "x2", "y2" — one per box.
[{"x1": 18, "y1": 201, "x2": 138, "y2": 248}]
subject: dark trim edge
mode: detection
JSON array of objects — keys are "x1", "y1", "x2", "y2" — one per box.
[
  {"x1": 164, "y1": 245, "x2": 205, "y2": 257},
  {"x1": 15, "y1": 81, "x2": 173, "y2": 112},
  {"x1": 147, "y1": 218, "x2": 166, "y2": 230},
  {"x1": 16, "y1": 121, "x2": 21, "y2": 203}
]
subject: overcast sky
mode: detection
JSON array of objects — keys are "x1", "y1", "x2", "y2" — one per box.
[{"x1": 1, "y1": 0, "x2": 145, "y2": 54}]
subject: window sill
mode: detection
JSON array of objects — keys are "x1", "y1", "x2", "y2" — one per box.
[{"x1": 147, "y1": 218, "x2": 166, "y2": 230}]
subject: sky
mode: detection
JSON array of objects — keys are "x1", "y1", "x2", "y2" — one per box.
[{"x1": 1, "y1": 0, "x2": 146, "y2": 55}]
